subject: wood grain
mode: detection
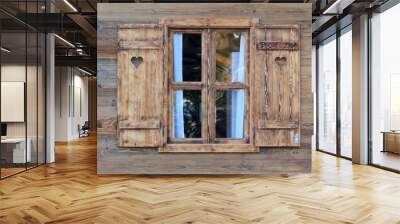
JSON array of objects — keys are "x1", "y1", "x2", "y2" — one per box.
[
  {"x1": 1, "y1": 136, "x2": 400, "y2": 223},
  {"x1": 98, "y1": 3, "x2": 312, "y2": 174},
  {"x1": 160, "y1": 144, "x2": 257, "y2": 153},
  {"x1": 119, "y1": 120, "x2": 160, "y2": 129},
  {"x1": 253, "y1": 25, "x2": 300, "y2": 147},
  {"x1": 117, "y1": 25, "x2": 164, "y2": 147},
  {"x1": 159, "y1": 18, "x2": 259, "y2": 28}
]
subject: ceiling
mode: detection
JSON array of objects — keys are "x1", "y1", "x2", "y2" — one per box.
[{"x1": 0, "y1": 0, "x2": 390, "y2": 74}]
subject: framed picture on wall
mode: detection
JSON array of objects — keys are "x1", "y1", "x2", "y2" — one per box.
[{"x1": 1, "y1": 81, "x2": 25, "y2": 122}]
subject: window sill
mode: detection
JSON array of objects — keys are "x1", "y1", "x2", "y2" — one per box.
[{"x1": 159, "y1": 144, "x2": 258, "y2": 153}]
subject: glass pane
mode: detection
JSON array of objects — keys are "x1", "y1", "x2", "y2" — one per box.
[
  {"x1": 216, "y1": 89, "x2": 245, "y2": 139},
  {"x1": 27, "y1": 31, "x2": 38, "y2": 169},
  {"x1": 172, "y1": 90, "x2": 202, "y2": 139},
  {"x1": 317, "y1": 36, "x2": 337, "y2": 154},
  {"x1": 371, "y1": 4, "x2": 400, "y2": 171},
  {"x1": 340, "y1": 28, "x2": 352, "y2": 158},
  {"x1": 172, "y1": 33, "x2": 202, "y2": 82},
  {"x1": 1, "y1": 30, "x2": 27, "y2": 178},
  {"x1": 215, "y1": 32, "x2": 245, "y2": 83}
]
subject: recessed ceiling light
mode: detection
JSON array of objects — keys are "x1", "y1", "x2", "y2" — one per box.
[
  {"x1": 1, "y1": 47, "x2": 11, "y2": 53},
  {"x1": 54, "y1": 34, "x2": 75, "y2": 48},
  {"x1": 323, "y1": 0, "x2": 355, "y2": 15},
  {"x1": 63, "y1": 0, "x2": 78, "y2": 12},
  {"x1": 78, "y1": 67, "x2": 93, "y2": 76}
]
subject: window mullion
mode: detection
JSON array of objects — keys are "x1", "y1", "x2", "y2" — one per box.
[
  {"x1": 208, "y1": 29, "x2": 217, "y2": 144},
  {"x1": 214, "y1": 82, "x2": 246, "y2": 89},
  {"x1": 202, "y1": 29, "x2": 211, "y2": 144}
]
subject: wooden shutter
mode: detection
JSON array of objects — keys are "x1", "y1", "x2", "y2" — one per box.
[
  {"x1": 117, "y1": 24, "x2": 164, "y2": 147},
  {"x1": 252, "y1": 25, "x2": 300, "y2": 147}
]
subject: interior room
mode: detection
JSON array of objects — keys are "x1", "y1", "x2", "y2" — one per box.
[
  {"x1": 54, "y1": 66, "x2": 94, "y2": 142},
  {"x1": 0, "y1": 0, "x2": 400, "y2": 223},
  {"x1": 0, "y1": 5, "x2": 46, "y2": 178}
]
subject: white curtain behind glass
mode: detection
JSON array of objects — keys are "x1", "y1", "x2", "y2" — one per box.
[
  {"x1": 227, "y1": 35, "x2": 245, "y2": 138},
  {"x1": 318, "y1": 37, "x2": 337, "y2": 154},
  {"x1": 340, "y1": 29, "x2": 352, "y2": 158},
  {"x1": 172, "y1": 33, "x2": 185, "y2": 138}
]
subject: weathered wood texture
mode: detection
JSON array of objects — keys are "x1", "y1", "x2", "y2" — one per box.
[
  {"x1": 254, "y1": 26, "x2": 300, "y2": 147},
  {"x1": 159, "y1": 18, "x2": 259, "y2": 28},
  {"x1": 117, "y1": 25, "x2": 164, "y2": 147},
  {"x1": 98, "y1": 3, "x2": 312, "y2": 174},
  {"x1": 160, "y1": 144, "x2": 257, "y2": 153}
]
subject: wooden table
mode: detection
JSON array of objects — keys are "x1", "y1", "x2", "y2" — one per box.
[
  {"x1": 1, "y1": 138, "x2": 31, "y2": 164},
  {"x1": 382, "y1": 131, "x2": 400, "y2": 154}
]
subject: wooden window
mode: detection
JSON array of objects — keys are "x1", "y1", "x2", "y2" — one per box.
[
  {"x1": 116, "y1": 19, "x2": 301, "y2": 152},
  {"x1": 169, "y1": 30, "x2": 206, "y2": 144},
  {"x1": 163, "y1": 28, "x2": 254, "y2": 152}
]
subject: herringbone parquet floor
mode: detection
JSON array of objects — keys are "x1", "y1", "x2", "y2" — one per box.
[{"x1": 1, "y1": 135, "x2": 400, "y2": 224}]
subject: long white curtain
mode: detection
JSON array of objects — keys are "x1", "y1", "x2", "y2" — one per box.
[
  {"x1": 172, "y1": 33, "x2": 185, "y2": 138},
  {"x1": 227, "y1": 35, "x2": 245, "y2": 138}
]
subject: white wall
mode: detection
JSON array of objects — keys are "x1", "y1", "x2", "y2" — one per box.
[
  {"x1": 55, "y1": 67, "x2": 89, "y2": 141},
  {"x1": 55, "y1": 66, "x2": 70, "y2": 141},
  {"x1": 71, "y1": 72, "x2": 89, "y2": 138},
  {"x1": 1, "y1": 63, "x2": 46, "y2": 164},
  {"x1": 1, "y1": 65, "x2": 26, "y2": 81},
  {"x1": 1, "y1": 65, "x2": 26, "y2": 139},
  {"x1": 1, "y1": 65, "x2": 37, "y2": 138}
]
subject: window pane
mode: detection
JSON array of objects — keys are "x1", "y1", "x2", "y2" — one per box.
[
  {"x1": 317, "y1": 36, "x2": 337, "y2": 154},
  {"x1": 1, "y1": 31, "x2": 27, "y2": 178},
  {"x1": 172, "y1": 33, "x2": 202, "y2": 82},
  {"x1": 371, "y1": 4, "x2": 400, "y2": 171},
  {"x1": 215, "y1": 32, "x2": 245, "y2": 83},
  {"x1": 215, "y1": 89, "x2": 245, "y2": 139},
  {"x1": 340, "y1": 28, "x2": 352, "y2": 158},
  {"x1": 172, "y1": 90, "x2": 202, "y2": 139},
  {"x1": 27, "y1": 31, "x2": 38, "y2": 169}
]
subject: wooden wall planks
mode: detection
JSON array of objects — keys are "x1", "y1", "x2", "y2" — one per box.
[{"x1": 97, "y1": 3, "x2": 312, "y2": 174}]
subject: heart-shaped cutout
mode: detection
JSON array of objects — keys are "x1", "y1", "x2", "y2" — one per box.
[
  {"x1": 131, "y1": 56, "x2": 143, "y2": 68},
  {"x1": 275, "y1": 56, "x2": 287, "y2": 67}
]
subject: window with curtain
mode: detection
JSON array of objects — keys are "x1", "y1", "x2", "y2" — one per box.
[
  {"x1": 170, "y1": 29, "x2": 248, "y2": 143},
  {"x1": 317, "y1": 35, "x2": 337, "y2": 154},
  {"x1": 172, "y1": 33, "x2": 202, "y2": 139},
  {"x1": 339, "y1": 27, "x2": 352, "y2": 158}
]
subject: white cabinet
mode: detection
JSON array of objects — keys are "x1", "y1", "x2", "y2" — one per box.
[{"x1": 1, "y1": 138, "x2": 32, "y2": 163}]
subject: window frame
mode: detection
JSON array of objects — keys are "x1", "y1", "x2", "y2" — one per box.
[
  {"x1": 167, "y1": 28, "x2": 250, "y2": 145},
  {"x1": 315, "y1": 24, "x2": 353, "y2": 160},
  {"x1": 167, "y1": 29, "x2": 208, "y2": 144},
  {"x1": 210, "y1": 29, "x2": 250, "y2": 144}
]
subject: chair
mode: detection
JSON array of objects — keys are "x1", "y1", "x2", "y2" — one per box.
[{"x1": 78, "y1": 121, "x2": 90, "y2": 138}]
